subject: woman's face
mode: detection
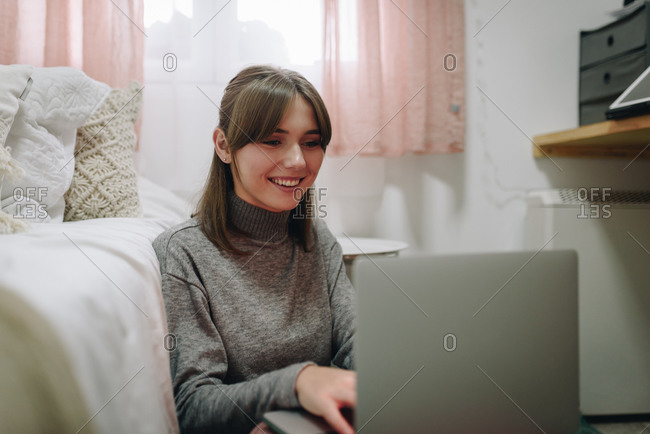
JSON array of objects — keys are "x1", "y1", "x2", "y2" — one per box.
[{"x1": 227, "y1": 96, "x2": 325, "y2": 213}]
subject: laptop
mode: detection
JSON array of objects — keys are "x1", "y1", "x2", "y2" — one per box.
[
  {"x1": 264, "y1": 250, "x2": 580, "y2": 433},
  {"x1": 606, "y1": 64, "x2": 650, "y2": 120}
]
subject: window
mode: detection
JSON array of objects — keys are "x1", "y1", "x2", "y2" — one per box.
[{"x1": 143, "y1": 0, "x2": 323, "y2": 86}]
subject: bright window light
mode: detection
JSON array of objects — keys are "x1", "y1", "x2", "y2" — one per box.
[
  {"x1": 144, "y1": 0, "x2": 193, "y2": 27},
  {"x1": 237, "y1": 0, "x2": 322, "y2": 65}
]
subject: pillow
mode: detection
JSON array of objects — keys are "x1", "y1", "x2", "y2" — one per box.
[
  {"x1": 64, "y1": 81, "x2": 143, "y2": 221},
  {"x1": 0, "y1": 65, "x2": 32, "y2": 176},
  {"x1": 0, "y1": 66, "x2": 110, "y2": 231},
  {"x1": 0, "y1": 64, "x2": 33, "y2": 234}
]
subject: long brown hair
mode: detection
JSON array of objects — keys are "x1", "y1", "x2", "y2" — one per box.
[{"x1": 194, "y1": 65, "x2": 331, "y2": 254}]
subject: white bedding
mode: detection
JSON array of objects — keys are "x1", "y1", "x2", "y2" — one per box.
[{"x1": 0, "y1": 177, "x2": 188, "y2": 433}]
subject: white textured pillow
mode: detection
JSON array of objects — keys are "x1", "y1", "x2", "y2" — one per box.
[
  {"x1": 0, "y1": 64, "x2": 33, "y2": 233},
  {"x1": 0, "y1": 67, "x2": 110, "y2": 224},
  {"x1": 0, "y1": 65, "x2": 32, "y2": 175},
  {"x1": 63, "y1": 81, "x2": 143, "y2": 221}
]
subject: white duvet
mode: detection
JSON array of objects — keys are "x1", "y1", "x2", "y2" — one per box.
[{"x1": 0, "y1": 177, "x2": 189, "y2": 433}]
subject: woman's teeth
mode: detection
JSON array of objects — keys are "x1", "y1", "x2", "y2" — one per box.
[{"x1": 271, "y1": 178, "x2": 300, "y2": 187}]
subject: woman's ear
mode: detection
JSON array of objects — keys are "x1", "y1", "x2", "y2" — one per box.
[{"x1": 213, "y1": 128, "x2": 232, "y2": 164}]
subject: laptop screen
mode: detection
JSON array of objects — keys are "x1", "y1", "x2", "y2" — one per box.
[{"x1": 610, "y1": 64, "x2": 650, "y2": 109}]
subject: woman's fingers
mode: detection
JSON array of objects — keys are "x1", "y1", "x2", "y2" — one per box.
[
  {"x1": 249, "y1": 422, "x2": 274, "y2": 434},
  {"x1": 295, "y1": 366, "x2": 357, "y2": 434},
  {"x1": 322, "y1": 405, "x2": 354, "y2": 434}
]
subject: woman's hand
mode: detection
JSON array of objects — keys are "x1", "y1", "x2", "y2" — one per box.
[
  {"x1": 249, "y1": 422, "x2": 274, "y2": 434},
  {"x1": 295, "y1": 365, "x2": 356, "y2": 434}
]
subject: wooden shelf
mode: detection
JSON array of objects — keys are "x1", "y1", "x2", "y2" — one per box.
[{"x1": 532, "y1": 114, "x2": 650, "y2": 158}]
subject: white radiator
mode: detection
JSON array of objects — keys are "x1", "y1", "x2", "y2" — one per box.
[{"x1": 525, "y1": 189, "x2": 650, "y2": 415}]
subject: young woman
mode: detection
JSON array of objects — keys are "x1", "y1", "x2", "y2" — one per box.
[{"x1": 153, "y1": 65, "x2": 356, "y2": 434}]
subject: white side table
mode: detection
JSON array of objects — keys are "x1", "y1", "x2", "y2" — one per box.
[{"x1": 336, "y1": 237, "x2": 409, "y2": 281}]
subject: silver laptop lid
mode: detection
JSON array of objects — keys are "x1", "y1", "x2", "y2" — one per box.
[{"x1": 352, "y1": 250, "x2": 579, "y2": 434}]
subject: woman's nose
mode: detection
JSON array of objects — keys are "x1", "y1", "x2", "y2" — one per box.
[{"x1": 280, "y1": 142, "x2": 306, "y2": 170}]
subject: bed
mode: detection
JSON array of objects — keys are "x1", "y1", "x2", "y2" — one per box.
[
  {"x1": 0, "y1": 177, "x2": 187, "y2": 433},
  {"x1": 0, "y1": 65, "x2": 186, "y2": 433}
]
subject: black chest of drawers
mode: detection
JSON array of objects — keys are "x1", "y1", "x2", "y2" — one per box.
[{"x1": 579, "y1": 2, "x2": 650, "y2": 125}]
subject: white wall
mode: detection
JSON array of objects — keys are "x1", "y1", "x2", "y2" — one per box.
[
  {"x1": 138, "y1": 0, "x2": 650, "y2": 255},
  {"x1": 319, "y1": 0, "x2": 650, "y2": 255}
]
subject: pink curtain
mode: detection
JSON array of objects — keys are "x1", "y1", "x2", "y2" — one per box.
[
  {"x1": 322, "y1": 0, "x2": 465, "y2": 157},
  {"x1": 0, "y1": 0, "x2": 144, "y2": 88}
]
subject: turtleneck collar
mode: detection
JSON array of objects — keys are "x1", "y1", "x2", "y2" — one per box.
[{"x1": 227, "y1": 190, "x2": 291, "y2": 242}]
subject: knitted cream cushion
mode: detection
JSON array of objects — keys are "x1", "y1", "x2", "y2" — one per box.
[{"x1": 64, "y1": 81, "x2": 143, "y2": 221}]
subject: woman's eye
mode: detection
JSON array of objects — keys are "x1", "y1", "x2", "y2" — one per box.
[
  {"x1": 262, "y1": 140, "x2": 282, "y2": 146},
  {"x1": 303, "y1": 141, "x2": 321, "y2": 148}
]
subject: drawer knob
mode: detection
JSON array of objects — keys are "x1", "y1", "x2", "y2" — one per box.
[
  {"x1": 607, "y1": 35, "x2": 614, "y2": 46},
  {"x1": 603, "y1": 72, "x2": 611, "y2": 84}
]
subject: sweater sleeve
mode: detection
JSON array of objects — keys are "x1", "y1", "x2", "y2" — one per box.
[
  {"x1": 155, "y1": 233, "x2": 312, "y2": 434},
  {"x1": 315, "y1": 220, "x2": 356, "y2": 370}
]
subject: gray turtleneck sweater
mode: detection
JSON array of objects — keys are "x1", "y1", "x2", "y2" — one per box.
[{"x1": 152, "y1": 193, "x2": 356, "y2": 434}]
